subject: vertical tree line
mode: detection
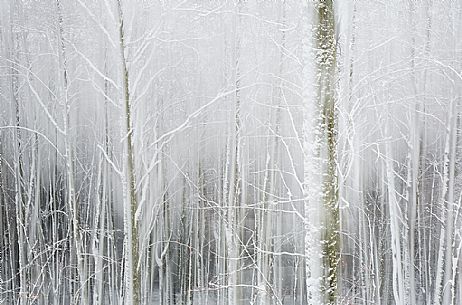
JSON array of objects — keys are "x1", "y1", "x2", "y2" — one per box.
[{"x1": 0, "y1": 0, "x2": 461, "y2": 304}]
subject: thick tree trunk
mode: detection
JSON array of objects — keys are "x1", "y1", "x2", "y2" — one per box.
[{"x1": 303, "y1": 1, "x2": 339, "y2": 303}]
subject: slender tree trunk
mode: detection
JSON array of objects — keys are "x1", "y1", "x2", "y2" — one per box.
[
  {"x1": 115, "y1": 1, "x2": 140, "y2": 304},
  {"x1": 227, "y1": 2, "x2": 243, "y2": 304},
  {"x1": 9, "y1": 3, "x2": 28, "y2": 301},
  {"x1": 55, "y1": 1, "x2": 87, "y2": 303},
  {"x1": 433, "y1": 98, "x2": 457, "y2": 305}
]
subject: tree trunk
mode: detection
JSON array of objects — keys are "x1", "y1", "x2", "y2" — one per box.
[{"x1": 116, "y1": 1, "x2": 140, "y2": 304}]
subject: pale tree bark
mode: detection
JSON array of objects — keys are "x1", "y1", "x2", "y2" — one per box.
[
  {"x1": 442, "y1": 5, "x2": 461, "y2": 303},
  {"x1": 337, "y1": 2, "x2": 358, "y2": 301},
  {"x1": 255, "y1": 2, "x2": 286, "y2": 304},
  {"x1": 302, "y1": 1, "x2": 322, "y2": 303},
  {"x1": 115, "y1": 0, "x2": 140, "y2": 304},
  {"x1": 92, "y1": 36, "x2": 111, "y2": 305},
  {"x1": 226, "y1": 2, "x2": 243, "y2": 304},
  {"x1": 420, "y1": 1, "x2": 432, "y2": 301},
  {"x1": 383, "y1": 120, "x2": 406, "y2": 305},
  {"x1": 55, "y1": 1, "x2": 87, "y2": 303},
  {"x1": 302, "y1": 0, "x2": 339, "y2": 304},
  {"x1": 442, "y1": 100, "x2": 459, "y2": 305},
  {"x1": 433, "y1": 97, "x2": 457, "y2": 305},
  {"x1": 406, "y1": 1, "x2": 420, "y2": 303},
  {"x1": 8, "y1": 1, "x2": 28, "y2": 302}
]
